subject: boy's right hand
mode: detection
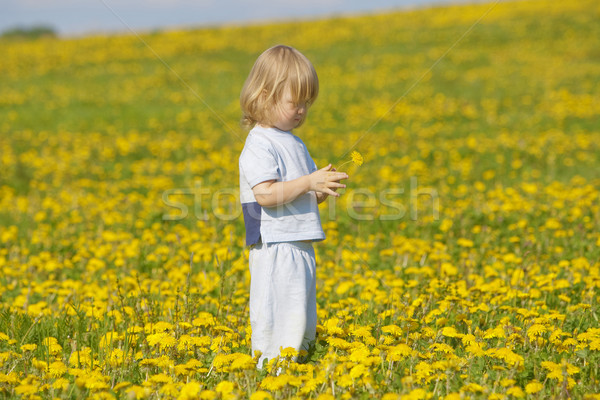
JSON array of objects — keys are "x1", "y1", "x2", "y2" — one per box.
[{"x1": 309, "y1": 164, "x2": 348, "y2": 197}]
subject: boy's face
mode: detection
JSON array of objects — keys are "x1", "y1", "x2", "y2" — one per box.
[{"x1": 271, "y1": 87, "x2": 307, "y2": 132}]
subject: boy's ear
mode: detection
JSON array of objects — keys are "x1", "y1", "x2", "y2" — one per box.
[
  {"x1": 260, "y1": 88, "x2": 271, "y2": 101},
  {"x1": 257, "y1": 88, "x2": 268, "y2": 104}
]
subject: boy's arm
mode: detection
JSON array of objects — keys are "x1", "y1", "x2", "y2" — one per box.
[{"x1": 252, "y1": 164, "x2": 347, "y2": 208}]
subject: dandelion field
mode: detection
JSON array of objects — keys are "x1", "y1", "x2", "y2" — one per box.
[{"x1": 1, "y1": 0, "x2": 600, "y2": 398}]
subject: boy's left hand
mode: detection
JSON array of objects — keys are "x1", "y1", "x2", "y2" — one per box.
[{"x1": 315, "y1": 164, "x2": 347, "y2": 204}]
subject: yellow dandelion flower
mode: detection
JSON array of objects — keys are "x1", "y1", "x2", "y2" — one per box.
[
  {"x1": 299, "y1": 378, "x2": 320, "y2": 395},
  {"x1": 279, "y1": 346, "x2": 298, "y2": 359},
  {"x1": 42, "y1": 337, "x2": 63, "y2": 355},
  {"x1": 192, "y1": 312, "x2": 216, "y2": 327},
  {"x1": 488, "y1": 347, "x2": 524, "y2": 366},
  {"x1": 527, "y1": 324, "x2": 547, "y2": 341},
  {"x1": 215, "y1": 380, "x2": 235, "y2": 395},
  {"x1": 441, "y1": 326, "x2": 461, "y2": 338},
  {"x1": 113, "y1": 381, "x2": 132, "y2": 391},
  {"x1": 349, "y1": 364, "x2": 368, "y2": 379},
  {"x1": 20, "y1": 344, "x2": 37, "y2": 352},
  {"x1": 337, "y1": 150, "x2": 364, "y2": 169},
  {"x1": 525, "y1": 380, "x2": 543, "y2": 394},
  {"x1": 316, "y1": 395, "x2": 335, "y2": 400},
  {"x1": 566, "y1": 363, "x2": 580, "y2": 375},
  {"x1": 402, "y1": 388, "x2": 427, "y2": 399},
  {"x1": 414, "y1": 362, "x2": 434, "y2": 383},
  {"x1": 351, "y1": 150, "x2": 364, "y2": 166},
  {"x1": 501, "y1": 378, "x2": 516, "y2": 387},
  {"x1": 465, "y1": 342, "x2": 486, "y2": 357},
  {"x1": 260, "y1": 375, "x2": 290, "y2": 391},
  {"x1": 128, "y1": 385, "x2": 150, "y2": 399},
  {"x1": 146, "y1": 332, "x2": 169, "y2": 347},
  {"x1": 461, "y1": 383, "x2": 484, "y2": 393},
  {"x1": 160, "y1": 383, "x2": 180, "y2": 397},
  {"x1": 483, "y1": 325, "x2": 506, "y2": 339},
  {"x1": 250, "y1": 391, "x2": 273, "y2": 400},
  {"x1": 230, "y1": 354, "x2": 255, "y2": 371},
  {"x1": 349, "y1": 346, "x2": 370, "y2": 363},
  {"x1": 323, "y1": 318, "x2": 345, "y2": 336},
  {"x1": 99, "y1": 331, "x2": 122, "y2": 349},
  {"x1": 430, "y1": 343, "x2": 454, "y2": 354},
  {"x1": 382, "y1": 324, "x2": 403, "y2": 337},
  {"x1": 47, "y1": 361, "x2": 68, "y2": 378},
  {"x1": 159, "y1": 335, "x2": 178, "y2": 351},
  {"x1": 327, "y1": 337, "x2": 352, "y2": 350},
  {"x1": 149, "y1": 373, "x2": 172, "y2": 384},
  {"x1": 68, "y1": 348, "x2": 93, "y2": 367},
  {"x1": 52, "y1": 378, "x2": 70, "y2": 391},
  {"x1": 506, "y1": 386, "x2": 525, "y2": 398},
  {"x1": 337, "y1": 373, "x2": 354, "y2": 388},
  {"x1": 456, "y1": 238, "x2": 474, "y2": 248},
  {"x1": 589, "y1": 338, "x2": 600, "y2": 350},
  {"x1": 178, "y1": 382, "x2": 201, "y2": 400},
  {"x1": 15, "y1": 384, "x2": 38, "y2": 396}
]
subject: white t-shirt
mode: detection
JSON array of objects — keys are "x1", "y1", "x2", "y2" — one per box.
[{"x1": 239, "y1": 126, "x2": 326, "y2": 246}]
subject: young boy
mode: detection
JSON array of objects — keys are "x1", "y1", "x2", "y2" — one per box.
[{"x1": 238, "y1": 45, "x2": 348, "y2": 368}]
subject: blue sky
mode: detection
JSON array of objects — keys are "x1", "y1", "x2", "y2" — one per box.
[{"x1": 2, "y1": 0, "x2": 463, "y2": 36}]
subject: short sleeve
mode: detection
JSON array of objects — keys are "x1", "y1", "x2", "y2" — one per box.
[
  {"x1": 305, "y1": 145, "x2": 318, "y2": 173},
  {"x1": 309, "y1": 158, "x2": 317, "y2": 173},
  {"x1": 239, "y1": 136, "x2": 280, "y2": 188}
]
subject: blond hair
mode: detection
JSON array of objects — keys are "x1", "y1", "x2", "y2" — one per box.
[{"x1": 240, "y1": 45, "x2": 319, "y2": 130}]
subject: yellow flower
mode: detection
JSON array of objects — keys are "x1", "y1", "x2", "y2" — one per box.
[
  {"x1": 199, "y1": 390, "x2": 217, "y2": 400},
  {"x1": 250, "y1": 391, "x2": 273, "y2": 400},
  {"x1": 113, "y1": 382, "x2": 132, "y2": 391},
  {"x1": 465, "y1": 342, "x2": 486, "y2": 357},
  {"x1": 350, "y1": 363, "x2": 368, "y2": 379},
  {"x1": 178, "y1": 382, "x2": 201, "y2": 400},
  {"x1": 230, "y1": 354, "x2": 255, "y2": 371},
  {"x1": 47, "y1": 361, "x2": 68, "y2": 378},
  {"x1": 382, "y1": 324, "x2": 403, "y2": 336},
  {"x1": 53, "y1": 378, "x2": 70, "y2": 391},
  {"x1": 441, "y1": 326, "x2": 461, "y2": 338},
  {"x1": 461, "y1": 383, "x2": 484, "y2": 393},
  {"x1": 316, "y1": 395, "x2": 335, "y2": 400},
  {"x1": 527, "y1": 324, "x2": 547, "y2": 340},
  {"x1": 506, "y1": 386, "x2": 525, "y2": 398},
  {"x1": 15, "y1": 384, "x2": 38, "y2": 396},
  {"x1": 260, "y1": 376, "x2": 290, "y2": 391},
  {"x1": 525, "y1": 380, "x2": 543, "y2": 394},
  {"x1": 20, "y1": 344, "x2": 37, "y2": 352},
  {"x1": 42, "y1": 337, "x2": 63, "y2": 356},
  {"x1": 337, "y1": 150, "x2": 364, "y2": 169},
  {"x1": 68, "y1": 348, "x2": 93, "y2": 367},
  {"x1": 337, "y1": 373, "x2": 354, "y2": 388},
  {"x1": 279, "y1": 346, "x2": 298, "y2": 359},
  {"x1": 149, "y1": 373, "x2": 172, "y2": 385},
  {"x1": 350, "y1": 150, "x2": 364, "y2": 166},
  {"x1": 215, "y1": 380, "x2": 235, "y2": 395}
]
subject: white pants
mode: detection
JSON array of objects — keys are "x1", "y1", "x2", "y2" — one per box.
[{"x1": 249, "y1": 241, "x2": 317, "y2": 368}]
